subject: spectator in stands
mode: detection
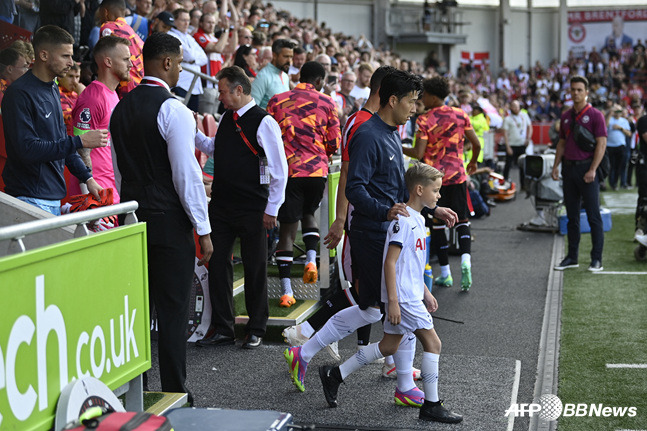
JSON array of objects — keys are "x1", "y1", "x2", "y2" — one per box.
[
  {"x1": 195, "y1": 65, "x2": 287, "y2": 349},
  {"x1": 606, "y1": 104, "x2": 632, "y2": 190},
  {"x1": 238, "y1": 27, "x2": 253, "y2": 45},
  {"x1": 332, "y1": 71, "x2": 357, "y2": 125},
  {"x1": 266, "y1": 61, "x2": 340, "y2": 307},
  {"x1": 125, "y1": 0, "x2": 153, "y2": 41},
  {"x1": 257, "y1": 46, "x2": 273, "y2": 70},
  {"x1": 151, "y1": 11, "x2": 175, "y2": 34},
  {"x1": 58, "y1": 63, "x2": 85, "y2": 136},
  {"x1": 69, "y1": 35, "x2": 131, "y2": 201},
  {"x1": 350, "y1": 62, "x2": 372, "y2": 107},
  {"x1": 2, "y1": 26, "x2": 107, "y2": 215},
  {"x1": 188, "y1": 8, "x2": 202, "y2": 35},
  {"x1": 288, "y1": 46, "x2": 306, "y2": 86},
  {"x1": 234, "y1": 44, "x2": 258, "y2": 81},
  {"x1": 169, "y1": 8, "x2": 208, "y2": 112},
  {"x1": 251, "y1": 38, "x2": 294, "y2": 109},
  {"x1": 194, "y1": 9, "x2": 238, "y2": 114},
  {"x1": 99, "y1": 0, "x2": 145, "y2": 97}
]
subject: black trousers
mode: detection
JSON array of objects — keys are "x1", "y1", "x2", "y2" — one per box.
[
  {"x1": 561, "y1": 160, "x2": 604, "y2": 262},
  {"x1": 139, "y1": 207, "x2": 195, "y2": 394},
  {"x1": 209, "y1": 206, "x2": 268, "y2": 338}
]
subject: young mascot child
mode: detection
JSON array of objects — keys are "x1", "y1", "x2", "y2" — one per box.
[{"x1": 318, "y1": 162, "x2": 463, "y2": 424}]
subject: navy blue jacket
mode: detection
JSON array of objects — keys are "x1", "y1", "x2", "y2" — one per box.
[
  {"x1": 346, "y1": 113, "x2": 408, "y2": 234},
  {"x1": 2, "y1": 71, "x2": 91, "y2": 200}
]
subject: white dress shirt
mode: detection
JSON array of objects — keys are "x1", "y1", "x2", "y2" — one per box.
[
  {"x1": 168, "y1": 28, "x2": 209, "y2": 95},
  {"x1": 112, "y1": 76, "x2": 211, "y2": 236},
  {"x1": 194, "y1": 99, "x2": 288, "y2": 216}
]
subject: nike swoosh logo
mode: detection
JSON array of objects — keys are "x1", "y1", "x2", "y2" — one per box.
[
  {"x1": 45, "y1": 112, "x2": 52, "y2": 118},
  {"x1": 389, "y1": 155, "x2": 395, "y2": 160}
]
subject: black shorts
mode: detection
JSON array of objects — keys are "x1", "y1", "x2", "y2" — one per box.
[
  {"x1": 278, "y1": 177, "x2": 327, "y2": 223},
  {"x1": 349, "y1": 228, "x2": 385, "y2": 309},
  {"x1": 435, "y1": 182, "x2": 469, "y2": 223}
]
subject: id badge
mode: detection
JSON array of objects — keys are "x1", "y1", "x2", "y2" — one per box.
[{"x1": 259, "y1": 157, "x2": 270, "y2": 184}]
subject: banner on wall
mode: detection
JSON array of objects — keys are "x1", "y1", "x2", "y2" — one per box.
[{"x1": 567, "y1": 9, "x2": 647, "y2": 58}]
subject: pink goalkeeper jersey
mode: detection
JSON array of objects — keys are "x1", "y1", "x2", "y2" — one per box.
[{"x1": 71, "y1": 80, "x2": 120, "y2": 202}]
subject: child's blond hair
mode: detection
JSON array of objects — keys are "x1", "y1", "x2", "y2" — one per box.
[{"x1": 404, "y1": 161, "x2": 443, "y2": 193}]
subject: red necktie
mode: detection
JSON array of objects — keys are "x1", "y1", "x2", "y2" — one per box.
[{"x1": 233, "y1": 112, "x2": 239, "y2": 121}]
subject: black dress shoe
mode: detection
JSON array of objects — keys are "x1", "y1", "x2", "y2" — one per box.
[
  {"x1": 196, "y1": 333, "x2": 235, "y2": 347},
  {"x1": 554, "y1": 256, "x2": 579, "y2": 271},
  {"x1": 241, "y1": 334, "x2": 262, "y2": 349}
]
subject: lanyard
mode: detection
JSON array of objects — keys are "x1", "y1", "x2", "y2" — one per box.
[
  {"x1": 140, "y1": 78, "x2": 167, "y2": 89},
  {"x1": 233, "y1": 113, "x2": 259, "y2": 157}
]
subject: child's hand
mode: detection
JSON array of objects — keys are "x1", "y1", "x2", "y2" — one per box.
[
  {"x1": 424, "y1": 294, "x2": 438, "y2": 313},
  {"x1": 388, "y1": 300, "x2": 401, "y2": 325}
]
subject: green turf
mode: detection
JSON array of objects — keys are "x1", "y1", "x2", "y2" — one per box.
[
  {"x1": 557, "y1": 201, "x2": 647, "y2": 429},
  {"x1": 233, "y1": 287, "x2": 306, "y2": 318},
  {"x1": 143, "y1": 392, "x2": 165, "y2": 411}
]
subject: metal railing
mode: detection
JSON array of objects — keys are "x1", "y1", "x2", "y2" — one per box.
[
  {"x1": 182, "y1": 67, "x2": 218, "y2": 106},
  {"x1": 0, "y1": 201, "x2": 139, "y2": 255}
]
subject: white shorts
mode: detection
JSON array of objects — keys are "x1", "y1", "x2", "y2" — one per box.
[{"x1": 383, "y1": 300, "x2": 434, "y2": 335}]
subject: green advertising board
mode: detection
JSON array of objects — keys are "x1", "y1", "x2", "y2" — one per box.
[
  {"x1": 0, "y1": 224, "x2": 151, "y2": 431},
  {"x1": 328, "y1": 171, "x2": 340, "y2": 258}
]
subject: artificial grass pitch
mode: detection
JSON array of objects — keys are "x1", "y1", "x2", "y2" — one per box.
[{"x1": 557, "y1": 212, "x2": 647, "y2": 429}]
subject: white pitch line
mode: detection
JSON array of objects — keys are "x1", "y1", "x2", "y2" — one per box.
[
  {"x1": 594, "y1": 271, "x2": 647, "y2": 275},
  {"x1": 507, "y1": 360, "x2": 521, "y2": 431},
  {"x1": 606, "y1": 364, "x2": 647, "y2": 369}
]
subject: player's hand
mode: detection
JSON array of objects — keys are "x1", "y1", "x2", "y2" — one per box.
[
  {"x1": 80, "y1": 129, "x2": 108, "y2": 149},
  {"x1": 263, "y1": 213, "x2": 277, "y2": 230},
  {"x1": 86, "y1": 178, "x2": 103, "y2": 200},
  {"x1": 324, "y1": 218, "x2": 344, "y2": 249},
  {"x1": 551, "y1": 165, "x2": 560, "y2": 181},
  {"x1": 387, "y1": 203, "x2": 409, "y2": 221},
  {"x1": 466, "y1": 161, "x2": 478, "y2": 175},
  {"x1": 388, "y1": 300, "x2": 401, "y2": 325},
  {"x1": 434, "y1": 206, "x2": 458, "y2": 228},
  {"x1": 197, "y1": 234, "x2": 213, "y2": 266},
  {"x1": 583, "y1": 169, "x2": 596, "y2": 184}
]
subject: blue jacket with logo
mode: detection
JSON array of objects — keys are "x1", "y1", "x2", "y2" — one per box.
[
  {"x1": 2, "y1": 71, "x2": 91, "y2": 200},
  {"x1": 346, "y1": 113, "x2": 407, "y2": 234}
]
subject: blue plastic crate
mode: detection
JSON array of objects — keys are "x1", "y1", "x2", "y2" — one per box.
[{"x1": 559, "y1": 207, "x2": 612, "y2": 235}]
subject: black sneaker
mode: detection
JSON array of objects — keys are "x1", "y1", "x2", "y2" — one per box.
[
  {"x1": 419, "y1": 400, "x2": 463, "y2": 424},
  {"x1": 588, "y1": 260, "x2": 603, "y2": 272},
  {"x1": 319, "y1": 365, "x2": 342, "y2": 408},
  {"x1": 554, "y1": 256, "x2": 579, "y2": 271}
]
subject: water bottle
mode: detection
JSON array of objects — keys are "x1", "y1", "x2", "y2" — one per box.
[{"x1": 424, "y1": 264, "x2": 433, "y2": 292}]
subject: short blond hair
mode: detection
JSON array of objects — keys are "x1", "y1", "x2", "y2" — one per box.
[{"x1": 405, "y1": 162, "x2": 443, "y2": 193}]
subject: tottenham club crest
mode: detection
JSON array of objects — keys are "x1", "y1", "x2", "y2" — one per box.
[{"x1": 393, "y1": 221, "x2": 400, "y2": 234}]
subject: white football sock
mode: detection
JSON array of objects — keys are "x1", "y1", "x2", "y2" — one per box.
[
  {"x1": 300, "y1": 321, "x2": 315, "y2": 339},
  {"x1": 421, "y1": 352, "x2": 440, "y2": 402},
  {"x1": 280, "y1": 277, "x2": 293, "y2": 296},
  {"x1": 301, "y1": 305, "x2": 382, "y2": 363},
  {"x1": 393, "y1": 333, "x2": 416, "y2": 392},
  {"x1": 461, "y1": 253, "x2": 471, "y2": 266},
  {"x1": 306, "y1": 249, "x2": 317, "y2": 265},
  {"x1": 440, "y1": 264, "x2": 451, "y2": 278},
  {"x1": 339, "y1": 342, "x2": 382, "y2": 380}
]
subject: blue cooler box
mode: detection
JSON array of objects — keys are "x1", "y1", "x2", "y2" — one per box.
[{"x1": 559, "y1": 207, "x2": 612, "y2": 235}]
